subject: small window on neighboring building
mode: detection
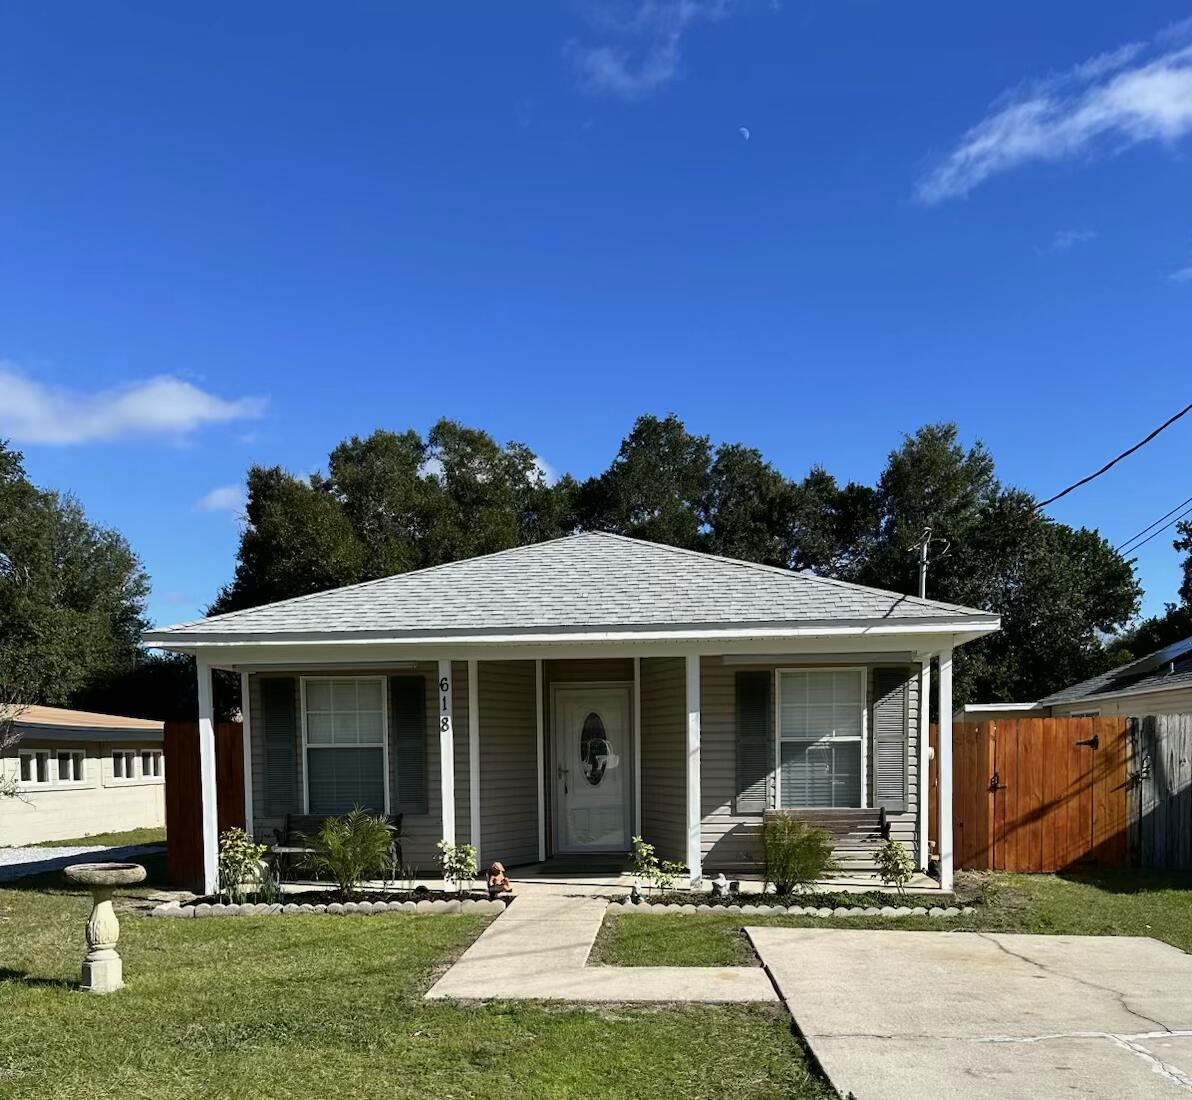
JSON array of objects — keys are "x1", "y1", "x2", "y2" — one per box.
[
  {"x1": 19, "y1": 750, "x2": 51, "y2": 786},
  {"x1": 57, "y1": 750, "x2": 85, "y2": 783},
  {"x1": 112, "y1": 750, "x2": 137, "y2": 780},
  {"x1": 141, "y1": 750, "x2": 163, "y2": 778},
  {"x1": 1070, "y1": 710, "x2": 1100, "y2": 718}
]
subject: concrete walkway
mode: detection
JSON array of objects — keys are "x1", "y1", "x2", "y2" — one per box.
[
  {"x1": 749, "y1": 927, "x2": 1192, "y2": 1100},
  {"x1": 427, "y1": 894, "x2": 776, "y2": 1003}
]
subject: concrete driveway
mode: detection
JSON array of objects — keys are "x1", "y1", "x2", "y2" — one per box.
[{"x1": 747, "y1": 927, "x2": 1192, "y2": 1100}]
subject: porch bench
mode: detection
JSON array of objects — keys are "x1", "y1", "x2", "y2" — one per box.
[{"x1": 269, "y1": 813, "x2": 403, "y2": 880}]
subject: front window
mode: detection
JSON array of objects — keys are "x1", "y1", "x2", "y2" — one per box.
[
  {"x1": 57, "y1": 751, "x2": 85, "y2": 783},
  {"x1": 304, "y1": 678, "x2": 386, "y2": 815},
  {"x1": 19, "y1": 750, "x2": 51, "y2": 786},
  {"x1": 777, "y1": 669, "x2": 865, "y2": 808}
]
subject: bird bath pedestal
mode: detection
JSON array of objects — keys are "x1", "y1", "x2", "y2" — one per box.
[{"x1": 63, "y1": 862, "x2": 146, "y2": 994}]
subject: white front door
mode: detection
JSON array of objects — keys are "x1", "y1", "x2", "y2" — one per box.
[{"x1": 552, "y1": 684, "x2": 633, "y2": 854}]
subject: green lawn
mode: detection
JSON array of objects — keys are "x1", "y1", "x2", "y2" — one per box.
[
  {"x1": 34, "y1": 826, "x2": 167, "y2": 849},
  {"x1": 593, "y1": 870, "x2": 1192, "y2": 967},
  {"x1": 0, "y1": 861, "x2": 830, "y2": 1100}
]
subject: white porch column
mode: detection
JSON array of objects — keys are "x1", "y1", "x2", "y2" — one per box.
[
  {"x1": 437, "y1": 659, "x2": 455, "y2": 847},
  {"x1": 468, "y1": 659, "x2": 480, "y2": 864},
  {"x1": 938, "y1": 648, "x2": 954, "y2": 893},
  {"x1": 684, "y1": 654, "x2": 702, "y2": 885},
  {"x1": 197, "y1": 654, "x2": 218, "y2": 895},
  {"x1": 918, "y1": 658, "x2": 931, "y2": 871},
  {"x1": 240, "y1": 670, "x2": 255, "y2": 839},
  {"x1": 535, "y1": 659, "x2": 546, "y2": 862},
  {"x1": 632, "y1": 656, "x2": 642, "y2": 838}
]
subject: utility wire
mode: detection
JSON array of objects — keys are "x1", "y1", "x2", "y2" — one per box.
[
  {"x1": 1115, "y1": 492, "x2": 1192, "y2": 554},
  {"x1": 1036, "y1": 401, "x2": 1192, "y2": 510},
  {"x1": 1117, "y1": 500, "x2": 1192, "y2": 557}
]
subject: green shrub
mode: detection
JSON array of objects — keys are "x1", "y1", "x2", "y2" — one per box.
[
  {"x1": 437, "y1": 840, "x2": 478, "y2": 893},
  {"x1": 874, "y1": 837, "x2": 915, "y2": 896},
  {"x1": 631, "y1": 835, "x2": 685, "y2": 895},
  {"x1": 761, "y1": 816, "x2": 837, "y2": 896},
  {"x1": 301, "y1": 809, "x2": 394, "y2": 899},
  {"x1": 217, "y1": 827, "x2": 269, "y2": 903}
]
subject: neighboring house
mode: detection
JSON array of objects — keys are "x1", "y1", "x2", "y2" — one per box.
[
  {"x1": 961, "y1": 635, "x2": 1192, "y2": 721},
  {"x1": 144, "y1": 532, "x2": 999, "y2": 894},
  {"x1": 1, "y1": 705, "x2": 165, "y2": 846}
]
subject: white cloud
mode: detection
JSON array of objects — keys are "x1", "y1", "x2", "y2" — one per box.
[
  {"x1": 534, "y1": 457, "x2": 559, "y2": 486},
  {"x1": 1170, "y1": 264, "x2": 1192, "y2": 282},
  {"x1": 917, "y1": 25, "x2": 1192, "y2": 203},
  {"x1": 1043, "y1": 227, "x2": 1097, "y2": 252},
  {"x1": 0, "y1": 366, "x2": 266, "y2": 445},
  {"x1": 567, "y1": 0, "x2": 735, "y2": 100},
  {"x1": 196, "y1": 485, "x2": 247, "y2": 514}
]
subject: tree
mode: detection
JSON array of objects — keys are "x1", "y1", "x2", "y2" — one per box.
[
  {"x1": 211, "y1": 421, "x2": 570, "y2": 614},
  {"x1": 0, "y1": 441, "x2": 149, "y2": 705},
  {"x1": 576, "y1": 414, "x2": 710, "y2": 547},
  {"x1": 1110, "y1": 519, "x2": 1192, "y2": 660},
  {"x1": 701, "y1": 444, "x2": 796, "y2": 566}
]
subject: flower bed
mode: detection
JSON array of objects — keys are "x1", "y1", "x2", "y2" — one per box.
[{"x1": 152, "y1": 894, "x2": 507, "y2": 918}]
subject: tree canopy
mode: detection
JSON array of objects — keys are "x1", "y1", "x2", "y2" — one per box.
[
  {"x1": 210, "y1": 415, "x2": 1147, "y2": 705},
  {"x1": 0, "y1": 441, "x2": 149, "y2": 705}
]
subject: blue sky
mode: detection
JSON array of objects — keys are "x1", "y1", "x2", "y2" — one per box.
[{"x1": 2, "y1": 2, "x2": 1190, "y2": 628}]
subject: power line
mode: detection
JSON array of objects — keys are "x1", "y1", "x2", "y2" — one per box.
[
  {"x1": 1117, "y1": 500, "x2": 1192, "y2": 558},
  {"x1": 1115, "y1": 492, "x2": 1192, "y2": 554},
  {"x1": 1036, "y1": 400, "x2": 1192, "y2": 510}
]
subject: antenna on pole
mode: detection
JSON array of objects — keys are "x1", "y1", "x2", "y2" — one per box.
[{"x1": 911, "y1": 526, "x2": 950, "y2": 599}]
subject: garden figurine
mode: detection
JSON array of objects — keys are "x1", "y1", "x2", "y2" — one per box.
[{"x1": 486, "y1": 861, "x2": 513, "y2": 898}]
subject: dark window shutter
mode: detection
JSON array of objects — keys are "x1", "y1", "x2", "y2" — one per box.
[
  {"x1": 261, "y1": 677, "x2": 297, "y2": 816},
  {"x1": 873, "y1": 668, "x2": 909, "y2": 813},
  {"x1": 735, "y1": 671, "x2": 771, "y2": 815},
  {"x1": 390, "y1": 675, "x2": 427, "y2": 815}
]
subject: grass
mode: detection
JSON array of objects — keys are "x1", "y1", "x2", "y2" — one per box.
[
  {"x1": 592, "y1": 870, "x2": 1192, "y2": 967},
  {"x1": 33, "y1": 826, "x2": 167, "y2": 849},
  {"x1": 0, "y1": 859, "x2": 831, "y2": 1100}
]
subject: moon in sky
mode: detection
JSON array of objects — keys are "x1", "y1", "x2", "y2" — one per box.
[{"x1": 739, "y1": 126, "x2": 750, "y2": 141}]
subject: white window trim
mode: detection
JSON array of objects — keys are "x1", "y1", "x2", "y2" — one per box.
[
  {"x1": 140, "y1": 749, "x2": 164, "y2": 779},
  {"x1": 299, "y1": 675, "x2": 391, "y2": 816},
  {"x1": 18, "y1": 749, "x2": 53, "y2": 787},
  {"x1": 774, "y1": 666, "x2": 868, "y2": 810},
  {"x1": 57, "y1": 749, "x2": 87, "y2": 785},
  {"x1": 112, "y1": 749, "x2": 139, "y2": 782}
]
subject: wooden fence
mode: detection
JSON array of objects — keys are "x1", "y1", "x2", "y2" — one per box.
[
  {"x1": 929, "y1": 713, "x2": 1192, "y2": 873},
  {"x1": 164, "y1": 721, "x2": 245, "y2": 890}
]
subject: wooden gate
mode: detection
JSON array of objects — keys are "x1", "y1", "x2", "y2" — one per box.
[
  {"x1": 164, "y1": 721, "x2": 245, "y2": 890},
  {"x1": 931, "y1": 717, "x2": 1130, "y2": 872},
  {"x1": 1132, "y1": 714, "x2": 1192, "y2": 870}
]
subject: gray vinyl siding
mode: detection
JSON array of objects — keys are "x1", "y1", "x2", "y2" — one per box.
[
  {"x1": 478, "y1": 660, "x2": 538, "y2": 869},
  {"x1": 639, "y1": 656, "x2": 687, "y2": 863},
  {"x1": 249, "y1": 663, "x2": 470, "y2": 872},
  {"x1": 699, "y1": 660, "x2": 921, "y2": 870}
]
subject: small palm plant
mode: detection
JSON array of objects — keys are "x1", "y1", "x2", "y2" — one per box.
[
  {"x1": 761, "y1": 816, "x2": 838, "y2": 896},
  {"x1": 301, "y1": 808, "x2": 394, "y2": 900}
]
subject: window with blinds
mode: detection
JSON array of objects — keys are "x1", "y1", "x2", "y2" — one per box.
[
  {"x1": 777, "y1": 668, "x2": 865, "y2": 809},
  {"x1": 303, "y1": 678, "x2": 387, "y2": 815}
]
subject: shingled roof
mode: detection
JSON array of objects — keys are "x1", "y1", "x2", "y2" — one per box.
[
  {"x1": 1037, "y1": 635, "x2": 1192, "y2": 705},
  {"x1": 146, "y1": 532, "x2": 998, "y2": 643}
]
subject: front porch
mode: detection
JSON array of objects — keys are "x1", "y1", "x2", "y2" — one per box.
[{"x1": 194, "y1": 648, "x2": 959, "y2": 896}]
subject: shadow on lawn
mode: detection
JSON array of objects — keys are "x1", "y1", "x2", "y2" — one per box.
[
  {"x1": 1054, "y1": 868, "x2": 1192, "y2": 895},
  {"x1": 0, "y1": 967, "x2": 76, "y2": 991},
  {"x1": 0, "y1": 850, "x2": 171, "y2": 897}
]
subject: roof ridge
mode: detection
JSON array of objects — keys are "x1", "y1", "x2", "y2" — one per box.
[
  {"x1": 167, "y1": 532, "x2": 590, "y2": 630},
  {"x1": 586, "y1": 531, "x2": 989, "y2": 617}
]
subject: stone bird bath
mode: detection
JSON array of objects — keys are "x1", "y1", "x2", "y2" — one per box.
[{"x1": 63, "y1": 862, "x2": 146, "y2": 993}]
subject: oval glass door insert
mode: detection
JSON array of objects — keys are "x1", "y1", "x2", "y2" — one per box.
[{"x1": 580, "y1": 711, "x2": 611, "y2": 786}]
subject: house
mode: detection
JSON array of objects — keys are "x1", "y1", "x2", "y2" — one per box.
[
  {"x1": 959, "y1": 635, "x2": 1192, "y2": 722},
  {"x1": 143, "y1": 532, "x2": 999, "y2": 894},
  {"x1": 1, "y1": 705, "x2": 165, "y2": 846}
]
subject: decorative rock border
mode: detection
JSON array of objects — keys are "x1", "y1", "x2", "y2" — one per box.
[
  {"x1": 150, "y1": 898, "x2": 507, "y2": 918},
  {"x1": 615, "y1": 900, "x2": 975, "y2": 919}
]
